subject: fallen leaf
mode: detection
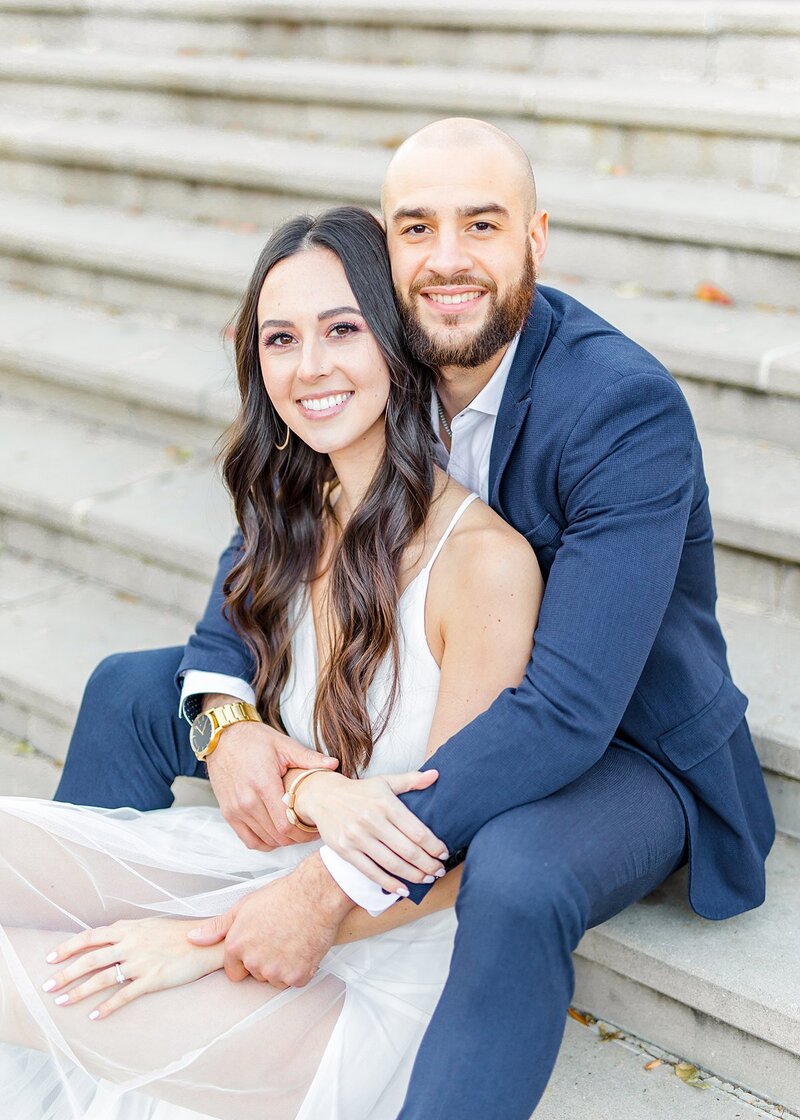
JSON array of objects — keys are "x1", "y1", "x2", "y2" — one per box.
[
  {"x1": 675, "y1": 1061, "x2": 707, "y2": 1089},
  {"x1": 598, "y1": 1024, "x2": 622, "y2": 1042},
  {"x1": 567, "y1": 1007, "x2": 593, "y2": 1026},
  {"x1": 694, "y1": 282, "x2": 733, "y2": 306},
  {"x1": 165, "y1": 445, "x2": 194, "y2": 463},
  {"x1": 644, "y1": 1059, "x2": 662, "y2": 1071},
  {"x1": 13, "y1": 740, "x2": 33, "y2": 756},
  {"x1": 114, "y1": 590, "x2": 141, "y2": 605}
]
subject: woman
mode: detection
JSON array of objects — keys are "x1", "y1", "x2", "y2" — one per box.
[{"x1": 0, "y1": 206, "x2": 542, "y2": 1118}]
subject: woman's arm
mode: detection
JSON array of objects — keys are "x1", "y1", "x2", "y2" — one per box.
[{"x1": 296, "y1": 508, "x2": 544, "y2": 931}]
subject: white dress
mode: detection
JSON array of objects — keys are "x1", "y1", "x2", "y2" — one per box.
[{"x1": 0, "y1": 494, "x2": 479, "y2": 1120}]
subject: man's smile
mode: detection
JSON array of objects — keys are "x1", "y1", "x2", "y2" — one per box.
[{"x1": 419, "y1": 288, "x2": 488, "y2": 315}]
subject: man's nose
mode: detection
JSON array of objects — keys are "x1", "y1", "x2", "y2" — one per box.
[{"x1": 424, "y1": 233, "x2": 473, "y2": 279}]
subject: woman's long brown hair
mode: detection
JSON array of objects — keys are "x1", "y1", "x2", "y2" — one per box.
[{"x1": 220, "y1": 207, "x2": 436, "y2": 777}]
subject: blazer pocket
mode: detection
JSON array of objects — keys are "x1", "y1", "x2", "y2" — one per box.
[
  {"x1": 657, "y1": 673, "x2": 748, "y2": 771},
  {"x1": 523, "y1": 512, "x2": 562, "y2": 550}
]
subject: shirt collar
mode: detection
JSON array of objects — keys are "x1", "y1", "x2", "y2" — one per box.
[
  {"x1": 429, "y1": 332, "x2": 522, "y2": 431},
  {"x1": 464, "y1": 332, "x2": 521, "y2": 418}
]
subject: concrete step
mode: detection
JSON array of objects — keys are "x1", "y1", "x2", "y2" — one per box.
[
  {"x1": 2, "y1": 1, "x2": 799, "y2": 89},
  {"x1": 1, "y1": 123, "x2": 799, "y2": 310},
  {"x1": 575, "y1": 831, "x2": 800, "y2": 1109},
  {"x1": 0, "y1": 286, "x2": 237, "y2": 447},
  {"x1": 0, "y1": 396, "x2": 234, "y2": 618},
  {"x1": 719, "y1": 604, "x2": 800, "y2": 841},
  {"x1": 1, "y1": 51, "x2": 799, "y2": 189},
  {"x1": 2, "y1": 283, "x2": 797, "y2": 456},
  {"x1": 0, "y1": 551, "x2": 191, "y2": 759}
]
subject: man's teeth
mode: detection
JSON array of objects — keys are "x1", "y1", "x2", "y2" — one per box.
[
  {"x1": 299, "y1": 392, "x2": 353, "y2": 412},
  {"x1": 427, "y1": 291, "x2": 482, "y2": 305}
]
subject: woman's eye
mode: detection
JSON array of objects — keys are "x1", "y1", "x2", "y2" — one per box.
[
  {"x1": 329, "y1": 322, "x2": 359, "y2": 338},
  {"x1": 264, "y1": 332, "x2": 294, "y2": 347}
]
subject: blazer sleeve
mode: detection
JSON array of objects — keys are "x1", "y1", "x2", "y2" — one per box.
[
  {"x1": 399, "y1": 372, "x2": 696, "y2": 899},
  {"x1": 174, "y1": 528, "x2": 255, "y2": 693}
]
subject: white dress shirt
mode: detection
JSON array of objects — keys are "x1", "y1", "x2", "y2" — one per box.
[{"x1": 180, "y1": 334, "x2": 520, "y2": 914}]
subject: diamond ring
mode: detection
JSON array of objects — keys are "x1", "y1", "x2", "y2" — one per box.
[{"x1": 114, "y1": 963, "x2": 126, "y2": 985}]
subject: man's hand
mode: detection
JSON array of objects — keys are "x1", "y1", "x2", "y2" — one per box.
[
  {"x1": 204, "y1": 705, "x2": 338, "y2": 851},
  {"x1": 187, "y1": 854, "x2": 355, "y2": 987}
]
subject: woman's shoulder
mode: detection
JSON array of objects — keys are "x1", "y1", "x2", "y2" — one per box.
[{"x1": 432, "y1": 479, "x2": 542, "y2": 600}]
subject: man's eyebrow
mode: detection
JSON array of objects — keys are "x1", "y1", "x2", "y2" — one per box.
[
  {"x1": 391, "y1": 204, "x2": 511, "y2": 224},
  {"x1": 391, "y1": 206, "x2": 436, "y2": 224},
  {"x1": 258, "y1": 307, "x2": 361, "y2": 333},
  {"x1": 458, "y1": 204, "x2": 510, "y2": 221}
]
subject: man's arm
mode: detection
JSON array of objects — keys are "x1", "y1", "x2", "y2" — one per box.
[
  {"x1": 393, "y1": 372, "x2": 696, "y2": 900},
  {"x1": 175, "y1": 529, "x2": 255, "y2": 714}
]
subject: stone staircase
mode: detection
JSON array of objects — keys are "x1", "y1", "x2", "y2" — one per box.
[{"x1": 0, "y1": 1, "x2": 798, "y2": 1113}]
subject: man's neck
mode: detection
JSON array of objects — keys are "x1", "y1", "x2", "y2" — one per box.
[{"x1": 435, "y1": 342, "x2": 510, "y2": 416}]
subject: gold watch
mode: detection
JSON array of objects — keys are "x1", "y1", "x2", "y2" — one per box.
[{"x1": 190, "y1": 701, "x2": 262, "y2": 761}]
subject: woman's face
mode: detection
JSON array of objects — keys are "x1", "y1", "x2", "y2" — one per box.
[{"x1": 257, "y1": 247, "x2": 392, "y2": 458}]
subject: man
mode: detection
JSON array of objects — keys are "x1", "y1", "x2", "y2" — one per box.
[{"x1": 56, "y1": 119, "x2": 774, "y2": 1119}]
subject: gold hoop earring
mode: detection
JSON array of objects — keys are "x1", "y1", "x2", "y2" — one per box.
[{"x1": 275, "y1": 423, "x2": 290, "y2": 451}]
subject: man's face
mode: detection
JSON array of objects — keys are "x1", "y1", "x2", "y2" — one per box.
[{"x1": 384, "y1": 144, "x2": 546, "y2": 370}]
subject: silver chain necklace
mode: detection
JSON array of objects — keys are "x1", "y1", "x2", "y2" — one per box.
[{"x1": 435, "y1": 390, "x2": 452, "y2": 439}]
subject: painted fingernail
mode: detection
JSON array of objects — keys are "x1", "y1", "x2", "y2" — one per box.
[
  {"x1": 41, "y1": 979, "x2": 57, "y2": 992},
  {"x1": 422, "y1": 875, "x2": 436, "y2": 884},
  {"x1": 89, "y1": 1010, "x2": 100, "y2": 1021},
  {"x1": 395, "y1": 886, "x2": 409, "y2": 897},
  {"x1": 54, "y1": 994, "x2": 69, "y2": 1006},
  {"x1": 45, "y1": 952, "x2": 58, "y2": 964}
]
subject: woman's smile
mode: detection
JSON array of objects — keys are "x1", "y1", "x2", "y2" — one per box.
[{"x1": 296, "y1": 390, "x2": 355, "y2": 419}]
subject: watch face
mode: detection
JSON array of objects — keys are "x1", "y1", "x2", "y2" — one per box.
[{"x1": 191, "y1": 713, "x2": 213, "y2": 755}]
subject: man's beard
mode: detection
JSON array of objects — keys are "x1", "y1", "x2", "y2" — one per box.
[{"x1": 396, "y1": 245, "x2": 536, "y2": 370}]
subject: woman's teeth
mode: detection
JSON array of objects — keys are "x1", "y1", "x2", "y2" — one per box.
[
  {"x1": 299, "y1": 392, "x2": 353, "y2": 412},
  {"x1": 427, "y1": 291, "x2": 482, "y2": 305}
]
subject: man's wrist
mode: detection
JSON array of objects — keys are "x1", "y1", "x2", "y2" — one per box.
[
  {"x1": 301, "y1": 853, "x2": 356, "y2": 921},
  {"x1": 201, "y1": 692, "x2": 242, "y2": 712}
]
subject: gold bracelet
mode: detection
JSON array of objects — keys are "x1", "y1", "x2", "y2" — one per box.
[{"x1": 282, "y1": 769, "x2": 330, "y2": 833}]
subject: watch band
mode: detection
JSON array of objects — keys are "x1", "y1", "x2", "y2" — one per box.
[{"x1": 191, "y1": 701, "x2": 262, "y2": 761}]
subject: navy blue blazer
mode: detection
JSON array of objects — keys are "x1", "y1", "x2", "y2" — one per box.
[{"x1": 178, "y1": 286, "x2": 775, "y2": 921}]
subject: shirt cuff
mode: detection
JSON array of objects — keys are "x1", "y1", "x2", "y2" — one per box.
[
  {"x1": 319, "y1": 846, "x2": 401, "y2": 917},
  {"x1": 179, "y1": 671, "x2": 257, "y2": 722}
]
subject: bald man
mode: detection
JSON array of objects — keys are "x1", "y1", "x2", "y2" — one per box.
[{"x1": 58, "y1": 119, "x2": 774, "y2": 1118}]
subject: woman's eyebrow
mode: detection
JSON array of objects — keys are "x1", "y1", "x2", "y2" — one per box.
[
  {"x1": 259, "y1": 307, "x2": 361, "y2": 332},
  {"x1": 318, "y1": 305, "x2": 361, "y2": 319}
]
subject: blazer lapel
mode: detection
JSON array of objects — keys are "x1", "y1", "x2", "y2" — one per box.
[{"x1": 489, "y1": 290, "x2": 554, "y2": 509}]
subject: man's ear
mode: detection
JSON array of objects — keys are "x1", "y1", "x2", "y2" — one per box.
[{"x1": 529, "y1": 210, "x2": 548, "y2": 267}]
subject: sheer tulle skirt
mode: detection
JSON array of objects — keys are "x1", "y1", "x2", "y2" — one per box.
[{"x1": 0, "y1": 797, "x2": 456, "y2": 1119}]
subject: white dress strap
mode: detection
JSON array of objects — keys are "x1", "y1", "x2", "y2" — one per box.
[{"x1": 423, "y1": 492, "x2": 480, "y2": 575}]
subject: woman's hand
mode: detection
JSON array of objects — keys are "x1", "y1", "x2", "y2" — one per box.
[
  {"x1": 42, "y1": 917, "x2": 224, "y2": 1020},
  {"x1": 296, "y1": 769, "x2": 449, "y2": 893}
]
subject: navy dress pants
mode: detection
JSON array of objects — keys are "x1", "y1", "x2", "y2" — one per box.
[
  {"x1": 55, "y1": 647, "x2": 204, "y2": 808},
  {"x1": 56, "y1": 648, "x2": 687, "y2": 1120}
]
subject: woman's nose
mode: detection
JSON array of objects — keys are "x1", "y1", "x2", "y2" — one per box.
[{"x1": 296, "y1": 340, "x2": 332, "y2": 382}]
